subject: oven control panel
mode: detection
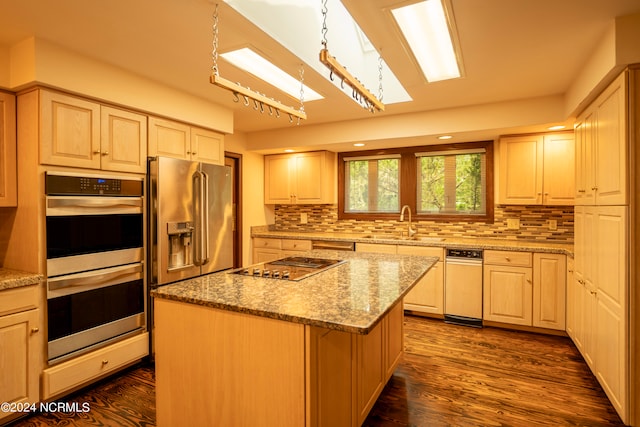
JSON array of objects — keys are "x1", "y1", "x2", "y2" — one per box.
[{"x1": 45, "y1": 173, "x2": 143, "y2": 196}]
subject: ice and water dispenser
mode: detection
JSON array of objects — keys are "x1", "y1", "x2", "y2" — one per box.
[{"x1": 167, "y1": 221, "x2": 193, "y2": 269}]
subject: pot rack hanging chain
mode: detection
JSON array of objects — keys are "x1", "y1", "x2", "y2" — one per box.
[
  {"x1": 378, "y1": 55, "x2": 384, "y2": 102},
  {"x1": 321, "y1": 0, "x2": 329, "y2": 49},
  {"x1": 211, "y1": 3, "x2": 220, "y2": 76},
  {"x1": 299, "y1": 65, "x2": 306, "y2": 113}
]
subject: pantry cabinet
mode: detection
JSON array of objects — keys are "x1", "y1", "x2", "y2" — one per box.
[
  {"x1": 264, "y1": 151, "x2": 336, "y2": 204},
  {"x1": 574, "y1": 72, "x2": 627, "y2": 206},
  {"x1": 0, "y1": 285, "x2": 41, "y2": 425},
  {"x1": 38, "y1": 90, "x2": 147, "y2": 173},
  {"x1": 148, "y1": 116, "x2": 225, "y2": 165},
  {"x1": 0, "y1": 91, "x2": 16, "y2": 207},
  {"x1": 497, "y1": 132, "x2": 574, "y2": 205}
]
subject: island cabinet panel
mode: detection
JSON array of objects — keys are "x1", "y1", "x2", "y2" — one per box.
[
  {"x1": 0, "y1": 91, "x2": 16, "y2": 207},
  {"x1": 355, "y1": 321, "x2": 385, "y2": 426}
]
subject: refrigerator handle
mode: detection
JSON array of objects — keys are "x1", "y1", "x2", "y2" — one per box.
[{"x1": 193, "y1": 170, "x2": 210, "y2": 267}]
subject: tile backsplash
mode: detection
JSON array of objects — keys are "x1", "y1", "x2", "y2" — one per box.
[{"x1": 273, "y1": 204, "x2": 574, "y2": 242}]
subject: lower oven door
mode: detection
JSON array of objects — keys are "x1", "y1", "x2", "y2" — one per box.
[{"x1": 47, "y1": 262, "x2": 145, "y2": 363}]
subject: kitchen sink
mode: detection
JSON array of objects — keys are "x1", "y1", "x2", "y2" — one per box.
[{"x1": 362, "y1": 234, "x2": 445, "y2": 242}]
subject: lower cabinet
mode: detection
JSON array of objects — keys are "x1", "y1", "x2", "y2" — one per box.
[
  {"x1": 483, "y1": 250, "x2": 565, "y2": 331},
  {"x1": 252, "y1": 238, "x2": 312, "y2": 263},
  {"x1": 0, "y1": 285, "x2": 41, "y2": 425},
  {"x1": 41, "y1": 333, "x2": 149, "y2": 400}
]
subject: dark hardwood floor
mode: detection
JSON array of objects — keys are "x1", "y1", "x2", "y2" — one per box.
[{"x1": 11, "y1": 315, "x2": 624, "y2": 427}]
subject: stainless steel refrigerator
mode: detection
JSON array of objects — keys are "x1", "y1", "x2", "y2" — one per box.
[{"x1": 148, "y1": 156, "x2": 233, "y2": 288}]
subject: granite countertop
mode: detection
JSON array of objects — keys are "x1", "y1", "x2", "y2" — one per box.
[
  {"x1": 151, "y1": 250, "x2": 436, "y2": 334},
  {"x1": 0, "y1": 268, "x2": 43, "y2": 291},
  {"x1": 252, "y1": 229, "x2": 574, "y2": 256}
]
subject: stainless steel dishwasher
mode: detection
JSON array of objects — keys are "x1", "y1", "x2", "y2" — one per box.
[{"x1": 444, "y1": 248, "x2": 483, "y2": 327}]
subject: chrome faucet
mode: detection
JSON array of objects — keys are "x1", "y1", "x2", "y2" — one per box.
[{"x1": 399, "y1": 205, "x2": 416, "y2": 238}]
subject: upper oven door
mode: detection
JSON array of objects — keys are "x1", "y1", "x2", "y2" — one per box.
[{"x1": 46, "y1": 196, "x2": 144, "y2": 276}]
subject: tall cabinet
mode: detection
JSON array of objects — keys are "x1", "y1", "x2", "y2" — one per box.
[{"x1": 568, "y1": 70, "x2": 630, "y2": 423}]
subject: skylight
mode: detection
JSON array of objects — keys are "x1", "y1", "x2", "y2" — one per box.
[
  {"x1": 391, "y1": 0, "x2": 463, "y2": 82},
  {"x1": 220, "y1": 48, "x2": 323, "y2": 101}
]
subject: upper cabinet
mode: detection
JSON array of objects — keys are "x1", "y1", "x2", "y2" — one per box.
[
  {"x1": 0, "y1": 91, "x2": 17, "y2": 207},
  {"x1": 39, "y1": 90, "x2": 147, "y2": 173},
  {"x1": 574, "y1": 72, "x2": 627, "y2": 206},
  {"x1": 497, "y1": 132, "x2": 575, "y2": 205},
  {"x1": 148, "y1": 116, "x2": 224, "y2": 165},
  {"x1": 264, "y1": 151, "x2": 336, "y2": 204}
]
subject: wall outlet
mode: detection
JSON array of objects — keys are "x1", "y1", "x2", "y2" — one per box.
[
  {"x1": 300, "y1": 213, "x2": 308, "y2": 224},
  {"x1": 507, "y1": 218, "x2": 520, "y2": 230},
  {"x1": 548, "y1": 219, "x2": 557, "y2": 231}
]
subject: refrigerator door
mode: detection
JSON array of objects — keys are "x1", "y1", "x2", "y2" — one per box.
[
  {"x1": 150, "y1": 157, "x2": 201, "y2": 286},
  {"x1": 200, "y1": 162, "x2": 233, "y2": 274}
]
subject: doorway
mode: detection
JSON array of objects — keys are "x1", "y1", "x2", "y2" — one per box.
[{"x1": 225, "y1": 153, "x2": 242, "y2": 268}]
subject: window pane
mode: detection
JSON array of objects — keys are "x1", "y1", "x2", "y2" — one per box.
[
  {"x1": 417, "y1": 152, "x2": 485, "y2": 215},
  {"x1": 345, "y1": 158, "x2": 399, "y2": 212}
]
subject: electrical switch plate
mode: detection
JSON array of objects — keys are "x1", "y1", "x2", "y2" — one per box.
[
  {"x1": 507, "y1": 218, "x2": 520, "y2": 230},
  {"x1": 548, "y1": 219, "x2": 557, "y2": 230},
  {"x1": 300, "y1": 213, "x2": 308, "y2": 224}
]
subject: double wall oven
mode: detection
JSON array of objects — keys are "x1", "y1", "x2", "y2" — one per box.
[{"x1": 45, "y1": 172, "x2": 146, "y2": 364}]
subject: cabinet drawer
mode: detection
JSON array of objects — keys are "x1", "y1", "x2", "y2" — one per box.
[
  {"x1": 397, "y1": 245, "x2": 443, "y2": 261},
  {"x1": 484, "y1": 250, "x2": 532, "y2": 267},
  {"x1": 281, "y1": 239, "x2": 312, "y2": 252},
  {"x1": 0, "y1": 285, "x2": 39, "y2": 316},
  {"x1": 42, "y1": 333, "x2": 149, "y2": 400},
  {"x1": 254, "y1": 238, "x2": 282, "y2": 250}
]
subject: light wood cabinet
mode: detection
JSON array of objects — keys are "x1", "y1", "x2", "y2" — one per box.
[
  {"x1": 498, "y1": 132, "x2": 574, "y2": 205},
  {"x1": 574, "y1": 72, "x2": 627, "y2": 206},
  {"x1": 399, "y1": 246, "x2": 444, "y2": 315},
  {"x1": 483, "y1": 251, "x2": 533, "y2": 326},
  {"x1": 39, "y1": 90, "x2": 147, "y2": 173},
  {"x1": 532, "y1": 253, "x2": 566, "y2": 330},
  {"x1": 41, "y1": 332, "x2": 149, "y2": 400},
  {"x1": 252, "y1": 237, "x2": 312, "y2": 263},
  {"x1": 0, "y1": 91, "x2": 17, "y2": 207},
  {"x1": 148, "y1": 116, "x2": 224, "y2": 165},
  {"x1": 264, "y1": 151, "x2": 336, "y2": 204},
  {"x1": 0, "y1": 285, "x2": 41, "y2": 425}
]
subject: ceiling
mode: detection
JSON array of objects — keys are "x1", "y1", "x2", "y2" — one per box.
[{"x1": 1, "y1": 0, "x2": 640, "y2": 144}]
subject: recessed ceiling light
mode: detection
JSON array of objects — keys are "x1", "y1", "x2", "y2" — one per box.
[
  {"x1": 391, "y1": 0, "x2": 463, "y2": 82},
  {"x1": 284, "y1": 149, "x2": 295, "y2": 153},
  {"x1": 547, "y1": 125, "x2": 566, "y2": 131},
  {"x1": 221, "y1": 48, "x2": 323, "y2": 101},
  {"x1": 438, "y1": 135, "x2": 453, "y2": 140},
  {"x1": 354, "y1": 143, "x2": 365, "y2": 147}
]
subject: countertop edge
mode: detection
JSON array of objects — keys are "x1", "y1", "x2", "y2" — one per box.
[{"x1": 0, "y1": 269, "x2": 44, "y2": 291}]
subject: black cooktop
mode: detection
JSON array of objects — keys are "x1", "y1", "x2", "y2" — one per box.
[{"x1": 228, "y1": 256, "x2": 346, "y2": 281}]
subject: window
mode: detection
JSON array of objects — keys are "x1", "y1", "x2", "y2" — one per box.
[
  {"x1": 338, "y1": 141, "x2": 494, "y2": 222},
  {"x1": 344, "y1": 155, "x2": 400, "y2": 213}
]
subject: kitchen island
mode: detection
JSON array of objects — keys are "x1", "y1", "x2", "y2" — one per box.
[{"x1": 151, "y1": 250, "x2": 436, "y2": 427}]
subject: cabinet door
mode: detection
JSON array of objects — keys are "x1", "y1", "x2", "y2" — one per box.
[
  {"x1": 532, "y1": 253, "x2": 566, "y2": 330},
  {"x1": 0, "y1": 309, "x2": 40, "y2": 423},
  {"x1": 384, "y1": 302, "x2": 404, "y2": 380},
  {"x1": 574, "y1": 112, "x2": 596, "y2": 204},
  {"x1": 542, "y1": 133, "x2": 574, "y2": 205},
  {"x1": 498, "y1": 135, "x2": 542, "y2": 204},
  {"x1": 294, "y1": 152, "x2": 324, "y2": 203},
  {"x1": 355, "y1": 321, "x2": 384, "y2": 426},
  {"x1": 0, "y1": 92, "x2": 16, "y2": 207},
  {"x1": 403, "y1": 261, "x2": 443, "y2": 314},
  {"x1": 264, "y1": 155, "x2": 294, "y2": 204},
  {"x1": 40, "y1": 90, "x2": 101, "y2": 169},
  {"x1": 148, "y1": 116, "x2": 191, "y2": 160},
  {"x1": 483, "y1": 265, "x2": 533, "y2": 326},
  {"x1": 594, "y1": 73, "x2": 627, "y2": 205},
  {"x1": 191, "y1": 127, "x2": 224, "y2": 165},
  {"x1": 100, "y1": 106, "x2": 147, "y2": 173}
]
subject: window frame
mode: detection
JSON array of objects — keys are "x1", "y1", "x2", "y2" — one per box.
[{"x1": 338, "y1": 140, "x2": 494, "y2": 222}]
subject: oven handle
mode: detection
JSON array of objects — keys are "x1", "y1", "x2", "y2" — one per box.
[
  {"x1": 47, "y1": 197, "x2": 142, "y2": 215},
  {"x1": 47, "y1": 263, "x2": 143, "y2": 298}
]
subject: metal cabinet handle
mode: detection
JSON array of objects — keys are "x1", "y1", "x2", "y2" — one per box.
[{"x1": 102, "y1": 151, "x2": 109, "y2": 156}]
